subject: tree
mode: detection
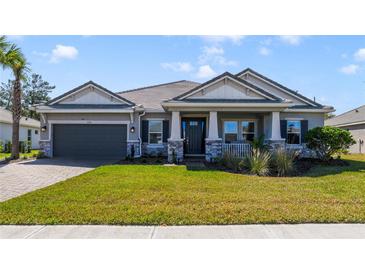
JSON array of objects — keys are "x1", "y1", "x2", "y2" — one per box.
[
  {"x1": 10, "y1": 54, "x2": 29, "y2": 159},
  {"x1": 0, "y1": 36, "x2": 10, "y2": 74},
  {"x1": 0, "y1": 36, "x2": 29, "y2": 159},
  {"x1": 0, "y1": 79, "x2": 14, "y2": 110},
  {"x1": 0, "y1": 74, "x2": 55, "y2": 118},
  {"x1": 305, "y1": 126, "x2": 356, "y2": 161},
  {"x1": 23, "y1": 74, "x2": 55, "y2": 119}
]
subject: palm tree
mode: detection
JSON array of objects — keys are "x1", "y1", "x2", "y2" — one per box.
[
  {"x1": 0, "y1": 36, "x2": 29, "y2": 159},
  {"x1": 11, "y1": 55, "x2": 29, "y2": 159},
  {"x1": 0, "y1": 36, "x2": 11, "y2": 74}
]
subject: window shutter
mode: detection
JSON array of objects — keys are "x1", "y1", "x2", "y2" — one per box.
[
  {"x1": 301, "y1": 120, "x2": 308, "y2": 143},
  {"x1": 141, "y1": 120, "x2": 149, "y2": 143},
  {"x1": 163, "y1": 120, "x2": 169, "y2": 142},
  {"x1": 280, "y1": 120, "x2": 287, "y2": 139}
]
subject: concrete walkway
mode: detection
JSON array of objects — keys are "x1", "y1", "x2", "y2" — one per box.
[
  {"x1": 0, "y1": 158, "x2": 113, "y2": 202},
  {"x1": 1, "y1": 224, "x2": 365, "y2": 239}
]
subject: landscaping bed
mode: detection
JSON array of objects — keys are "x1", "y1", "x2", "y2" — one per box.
[
  {"x1": 0, "y1": 149, "x2": 40, "y2": 162},
  {"x1": 0, "y1": 154, "x2": 365, "y2": 225}
]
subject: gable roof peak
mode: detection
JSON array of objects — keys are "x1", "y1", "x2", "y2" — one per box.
[
  {"x1": 47, "y1": 80, "x2": 135, "y2": 106},
  {"x1": 236, "y1": 67, "x2": 323, "y2": 107},
  {"x1": 172, "y1": 70, "x2": 282, "y2": 101}
]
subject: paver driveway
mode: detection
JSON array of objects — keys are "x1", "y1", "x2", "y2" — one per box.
[{"x1": 0, "y1": 158, "x2": 114, "y2": 202}]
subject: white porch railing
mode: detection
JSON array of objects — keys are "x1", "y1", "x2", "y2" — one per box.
[{"x1": 222, "y1": 143, "x2": 252, "y2": 158}]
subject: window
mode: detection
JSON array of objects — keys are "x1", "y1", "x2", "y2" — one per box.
[
  {"x1": 224, "y1": 121, "x2": 238, "y2": 143},
  {"x1": 287, "y1": 120, "x2": 301, "y2": 144},
  {"x1": 148, "y1": 120, "x2": 163, "y2": 144},
  {"x1": 223, "y1": 120, "x2": 257, "y2": 143},
  {"x1": 35, "y1": 130, "x2": 38, "y2": 135},
  {"x1": 241, "y1": 121, "x2": 256, "y2": 142},
  {"x1": 27, "y1": 129, "x2": 32, "y2": 142}
]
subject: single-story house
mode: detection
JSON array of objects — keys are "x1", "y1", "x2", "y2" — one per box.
[
  {"x1": 0, "y1": 107, "x2": 40, "y2": 149},
  {"x1": 35, "y1": 68, "x2": 334, "y2": 161},
  {"x1": 325, "y1": 105, "x2": 365, "y2": 153}
]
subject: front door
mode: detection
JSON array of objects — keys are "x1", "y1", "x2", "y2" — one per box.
[{"x1": 182, "y1": 118, "x2": 206, "y2": 155}]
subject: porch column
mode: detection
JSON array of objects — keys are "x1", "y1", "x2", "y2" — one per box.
[
  {"x1": 270, "y1": 111, "x2": 283, "y2": 140},
  {"x1": 268, "y1": 111, "x2": 285, "y2": 150},
  {"x1": 206, "y1": 111, "x2": 222, "y2": 162},
  {"x1": 170, "y1": 111, "x2": 181, "y2": 139},
  {"x1": 208, "y1": 111, "x2": 219, "y2": 139},
  {"x1": 168, "y1": 111, "x2": 183, "y2": 163}
]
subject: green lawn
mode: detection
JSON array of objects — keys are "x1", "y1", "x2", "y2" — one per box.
[
  {"x1": 0, "y1": 150, "x2": 39, "y2": 160},
  {"x1": 1, "y1": 154, "x2": 365, "y2": 225}
]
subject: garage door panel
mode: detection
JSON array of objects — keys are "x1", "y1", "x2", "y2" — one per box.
[{"x1": 53, "y1": 124, "x2": 127, "y2": 158}]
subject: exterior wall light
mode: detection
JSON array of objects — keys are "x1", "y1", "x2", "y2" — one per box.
[
  {"x1": 41, "y1": 126, "x2": 47, "y2": 132},
  {"x1": 130, "y1": 126, "x2": 135, "y2": 133}
]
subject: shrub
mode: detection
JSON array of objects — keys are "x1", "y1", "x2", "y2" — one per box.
[
  {"x1": 305, "y1": 126, "x2": 356, "y2": 161},
  {"x1": 241, "y1": 149, "x2": 271, "y2": 176},
  {"x1": 272, "y1": 148, "x2": 298, "y2": 176},
  {"x1": 0, "y1": 140, "x2": 3, "y2": 153},
  {"x1": 5, "y1": 141, "x2": 11, "y2": 153},
  {"x1": 219, "y1": 152, "x2": 242, "y2": 172},
  {"x1": 19, "y1": 141, "x2": 26, "y2": 153},
  {"x1": 26, "y1": 141, "x2": 32, "y2": 153},
  {"x1": 36, "y1": 151, "x2": 45, "y2": 159},
  {"x1": 251, "y1": 135, "x2": 269, "y2": 151}
]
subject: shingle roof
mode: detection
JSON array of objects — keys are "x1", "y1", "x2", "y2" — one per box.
[
  {"x1": 118, "y1": 80, "x2": 200, "y2": 111},
  {"x1": 236, "y1": 68, "x2": 323, "y2": 108},
  {"x1": 0, "y1": 107, "x2": 40, "y2": 128},
  {"x1": 325, "y1": 105, "x2": 365, "y2": 126}
]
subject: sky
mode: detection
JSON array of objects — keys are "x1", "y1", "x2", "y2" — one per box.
[{"x1": 1, "y1": 35, "x2": 365, "y2": 114}]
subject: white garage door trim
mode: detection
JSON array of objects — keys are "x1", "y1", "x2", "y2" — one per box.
[
  {"x1": 41, "y1": 120, "x2": 132, "y2": 142},
  {"x1": 41, "y1": 120, "x2": 133, "y2": 157}
]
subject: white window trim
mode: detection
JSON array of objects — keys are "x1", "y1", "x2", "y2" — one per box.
[
  {"x1": 286, "y1": 120, "x2": 301, "y2": 145},
  {"x1": 148, "y1": 119, "x2": 163, "y2": 145},
  {"x1": 222, "y1": 119, "x2": 258, "y2": 143}
]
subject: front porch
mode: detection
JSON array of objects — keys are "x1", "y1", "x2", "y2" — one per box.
[{"x1": 167, "y1": 110, "x2": 286, "y2": 163}]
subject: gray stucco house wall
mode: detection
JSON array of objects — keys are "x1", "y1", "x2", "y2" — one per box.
[{"x1": 35, "y1": 68, "x2": 334, "y2": 160}]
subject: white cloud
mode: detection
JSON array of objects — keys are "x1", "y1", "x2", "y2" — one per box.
[
  {"x1": 201, "y1": 35, "x2": 245, "y2": 45},
  {"x1": 279, "y1": 35, "x2": 302, "y2": 46},
  {"x1": 259, "y1": 46, "x2": 271, "y2": 56},
  {"x1": 339, "y1": 64, "x2": 359, "y2": 75},
  {"x1": 198, "y1": 46, "x2": 237, "y2": 66},
  {"x1": 354, "y1": 48, "x2": 365, "y2": 61},
  {"x1": 50, "y1": 44, "x2": 79, "y2": 63},
  {"x1": 161, "y1": 62, "x2": 194, "y2": 72},
  {"x1": 196, "y1": 65, "x2": 217, "y2": 78}
]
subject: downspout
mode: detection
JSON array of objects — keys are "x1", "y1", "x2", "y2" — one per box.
[{"x1": 137, "y1": 108, "x2": 146, "y2": 158}]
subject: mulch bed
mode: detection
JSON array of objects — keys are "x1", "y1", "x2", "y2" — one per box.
[{"x1": 118, "y1": 156, "x2": 167, "y2": 165}]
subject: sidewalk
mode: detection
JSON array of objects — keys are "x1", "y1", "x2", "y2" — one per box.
[{"x1": 1, "y1": 224, "x2": 365, "y2": 239}]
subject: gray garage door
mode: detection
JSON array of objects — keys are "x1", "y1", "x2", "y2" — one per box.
[{"x1": 53, "y1": 124, "x2": 127, "y2": 159}]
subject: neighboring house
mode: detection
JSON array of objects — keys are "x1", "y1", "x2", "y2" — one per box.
[
  {"x1": 325, "y1": 105, "x2": 365, "y2": 153},
  {"x1": 35, "y1": 68, "x2": 334, "y2": 161},
  {"x1": 0, "y1": 107, "x2": 40, "y2": 150}
]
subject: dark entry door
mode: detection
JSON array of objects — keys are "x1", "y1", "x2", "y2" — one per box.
[{"x1": 182, "y1": 118, "x2": 206, "y2": 155}]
